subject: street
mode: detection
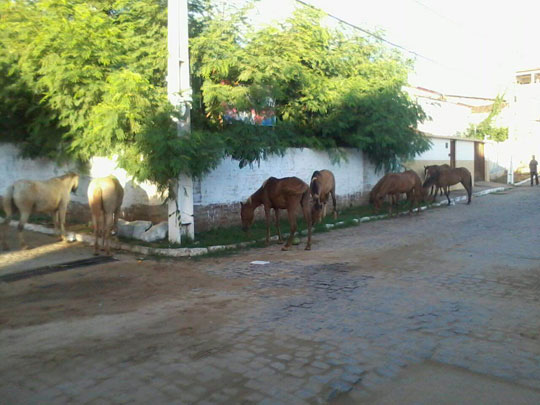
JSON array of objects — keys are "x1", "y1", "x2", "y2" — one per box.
[{"x1": 1, "y1": 185, "x2": 539, "y2": 404}]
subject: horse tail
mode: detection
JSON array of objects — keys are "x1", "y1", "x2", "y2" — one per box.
[
  {"x1": 89, "y1": 183, "x2": 104, "y2": 217},
  {"x1": 300, "y1": 188, "x2": 310, "y2": 207},
  {"x1": 468, "y1": 172, "x2": 473, "y2": 203},
  {"x1": 2, "y1": 185, "x2": 16, "y2": 218}
]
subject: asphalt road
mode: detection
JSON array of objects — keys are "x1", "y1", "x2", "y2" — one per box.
[{"x1": 1, "y1": 184, "x2": 539, "y2": 404}]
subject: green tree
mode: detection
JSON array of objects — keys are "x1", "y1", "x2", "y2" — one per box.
[
  {"x1": 190, "y1": 5, "x2": 430, "y2": 170},
  {"x1": 1, "y1": 0, "x2": 429, "y2": 191},
  {"x1": 463, "y1": 94, "x2": 509, "y2": 142}
]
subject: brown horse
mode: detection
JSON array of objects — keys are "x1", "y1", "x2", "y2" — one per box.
[
  {"x1": 88, "y1": 175, "x2": 124, "y2": 256},
  {"x1": 240, "y1": 177, "x2": 312, "y2": 251},
  {"x1": 310, "y1": 169, "x2": 337, "y2": 224},
  {"x1": 424, "y1": 164, "x2": 450, "y2": 198},
  {"x1": 1, "y1": 172, "x2": 79, "y2": 250},
  {"x1": 369, "y1": 174, "x2": 399, "y2": 208},
  {"x1": 423, "y1": 166, "x2": 472, "y2": 205},
  {"x1": 371, "y1": 171, "x2": 424, "y2": 216}
]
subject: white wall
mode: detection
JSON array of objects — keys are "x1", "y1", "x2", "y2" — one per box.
[
  {"x1": 413, "y1": 137, "x2": 475, "y2": 163},
  {"x1": 195, "y1": 148, "x2": 367, "y2": 205},
  {"x1": 418, "y1": 99, "x2": 473, "y2": 137},
  {"x1": 0, "y1": 144, "x2": 164, "y2": 208},
  {"x1": 414, "y1": 137, "x2": 450, "y2": 161},
  {"x1": 456, "y1": 140, "x2": 474, "y2": 161},
  {"x1": 0, "y1": 143, "x2": 87, "y2": 204}
]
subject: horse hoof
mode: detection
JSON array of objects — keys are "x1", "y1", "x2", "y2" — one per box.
[
  {"x1": 93, "y1": 251, "x2": 100, "y2": 256},
  {"x1": 281, "y1": 246, "x2": 290, "y2": 251},
  {"x1": 305, "y1": 245, "x2": 311, "y2": 251}
]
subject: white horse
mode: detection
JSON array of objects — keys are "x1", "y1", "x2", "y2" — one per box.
[
  {"x1": 1, "y1": 172, "x2": 79, "y2": 250},
  {"x1": 87, "y1": 176, "x2": 124, "y2": 256}
]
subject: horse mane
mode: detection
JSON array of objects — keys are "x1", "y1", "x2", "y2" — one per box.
[
  {"x1": 245, "y1": 177, "x2": 276, "y2": 205},
  {"x1": 57, "y1": 172, "x2": 78, "y2": 180},
  {"x1": 310, "y1": 171, "x2": 321, "y2": 196}
]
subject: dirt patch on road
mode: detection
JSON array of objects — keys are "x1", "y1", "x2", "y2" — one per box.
[{"x1": 0, "y1": 256, "x2": 250, "y2": 329}]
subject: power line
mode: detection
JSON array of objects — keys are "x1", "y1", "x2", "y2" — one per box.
[
  {"x1": 293, "y1": 0, "x2": 486, "y2": 81},
  {"x1": 411, "y1": 0, "x2": 464, "y2": 29},
  {"x1": 294, "y1": 0, "x2": 438, "y2": 64}
]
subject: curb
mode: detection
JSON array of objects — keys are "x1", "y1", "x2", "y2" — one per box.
[
  {"x1": 3, "y1": 185, "x2": 513, "y2": 257},
  {"x1": 514, "y1": 178, "x2": 533, "y2": 186}
]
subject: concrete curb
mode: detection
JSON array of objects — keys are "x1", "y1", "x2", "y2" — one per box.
[
  {"x1": 4, "y1": 185, "x2": 513, "y2": 257},
  {"x1": 514, "y1": 178, "x2": 533, "y2": 186}
]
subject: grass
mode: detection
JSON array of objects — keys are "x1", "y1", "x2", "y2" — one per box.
[
  {"x1": 118, "y1": 200, "x2": 420, "y2": 250},
  {"x1": 1, "y1": 200, "x2": 428, "y2": 252}
]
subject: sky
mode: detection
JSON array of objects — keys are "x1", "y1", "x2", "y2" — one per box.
[{"x1": 247, "y1": 0, "x2": 540, "y2": 98}]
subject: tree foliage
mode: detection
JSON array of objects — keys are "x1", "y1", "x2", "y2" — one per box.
[
  {"x1": 463, "y1": 95, "x2": 509, "y2": 142},
  {"x1": 1, "y1": 0, "x2": 429, "y2": 191},
  {"x1": 190, "y1": 4, "x2": 430, "y2": 170}
]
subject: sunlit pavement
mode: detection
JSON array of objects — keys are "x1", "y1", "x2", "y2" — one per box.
[{"x1": 1, "y1": 185, "x2": 539, "y2": 404}]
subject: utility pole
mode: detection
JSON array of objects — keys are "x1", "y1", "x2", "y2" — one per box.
[{"x1": 167, "y1": 0, "x2": 194, "y2": 243}]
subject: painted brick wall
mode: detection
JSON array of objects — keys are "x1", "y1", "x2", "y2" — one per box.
[
  {"x1": 4, "y1": 140, "x2": 479, "y2": 233},
  {"x1": 0, "y1": 144, "x2": 166, "y2": 224},
  {"x1": 193, "y1": 148, "x2": 376, "y2": 230}
]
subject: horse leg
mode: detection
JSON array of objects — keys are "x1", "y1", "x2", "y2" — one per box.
[
  {"x1": 100, "y1": 212, "x2": 107, "y2": 251},
  {"x1": 91, "y1": 212, "x2": 99, "y2": 255},
  {"x1": 331, "y1": 189, "x2": 337, "y2": 219},
  {"x1": 17, "y1": 211, "x2": 31, "y2": 250},
  {"x1": 0, "y1": 216, "x2": 11, "y2": 251},
  {"x1": 113, "y1": 207, "x2": 121, "y2": 235},
  {"x1": 282, "y1": 205, "x2": 298, "y2": 251},
  {"x1": 445, "y1": 188, "x2": 451, "y2": 205},
  {"x1": 432, "y1": 186, "x2": 439, "y2": 202},
  {"x1": 463, "y1": 179, "x2": 472, "y2": 204},
  {"x1": 58, "y1": 205, "x2": 68, "y2": 242},
  {"x1": 407, "y1": 191, "x2": 413, "y2": 215},
  {"x1": 52, "y1": 210, "x2": 62, "y2": 241},
  {"x1": 104, "y1": 212, "x2": 114, "y2": 256},
  {"x1": 274, "y1": 209, "x2": 283, "y2": 243},
  {"x1": 301, "y1": 193, "x2": 312, "y2": 251},
  {"x1": 264, "y1": 205, "x2": 271, "y2": 246}
]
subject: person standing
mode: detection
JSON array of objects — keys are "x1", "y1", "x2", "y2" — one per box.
[{"x1": 530, "y1": 155, "x2": 539, "y2": 186}]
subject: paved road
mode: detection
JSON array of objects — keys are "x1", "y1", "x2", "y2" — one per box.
[{"x1": 1, "y1": 185, "x2": 539, "y2": 404}]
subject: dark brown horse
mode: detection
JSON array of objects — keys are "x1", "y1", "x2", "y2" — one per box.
[
  {"x1": 371, "y1": 171, "x2": 424, "y2": 216},
  {"x1": 310, "y1": 169, "x2": 337, "y2": 224},
  {"x1": 424, "y1": 164, "x2": 450, "y2": 198},
  {"x1": 240, "y1": 177, "x2": 312, "y2": 251},
  {"x1": 423, "y1": 166, "x2": 472, "y2": 205}
]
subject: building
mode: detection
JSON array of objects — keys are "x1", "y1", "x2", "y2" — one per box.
[{"x1": 503, "y1": 68, "x2": 540, "y2": 173}]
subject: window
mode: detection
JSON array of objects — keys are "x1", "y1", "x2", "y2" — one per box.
[{"x1": 516, "y1": 74, "x2": 532, "y2": 84}]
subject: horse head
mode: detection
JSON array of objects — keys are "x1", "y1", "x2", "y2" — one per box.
[
  {"x1": 310, "y1": 204, "x2": 323, "y2": 224},
  {"x1": 240, "y1": 198, "x2": 254, "y2": 232},
  {"x1": 310, "y1": 177, "x2": 323, "y2": 211},
  {"x1": 422, "y1": 168, "x2": 438, "y2": 188},
  {"x1": 70, "y1": 173, "x2": 80, "y2": 193}
]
